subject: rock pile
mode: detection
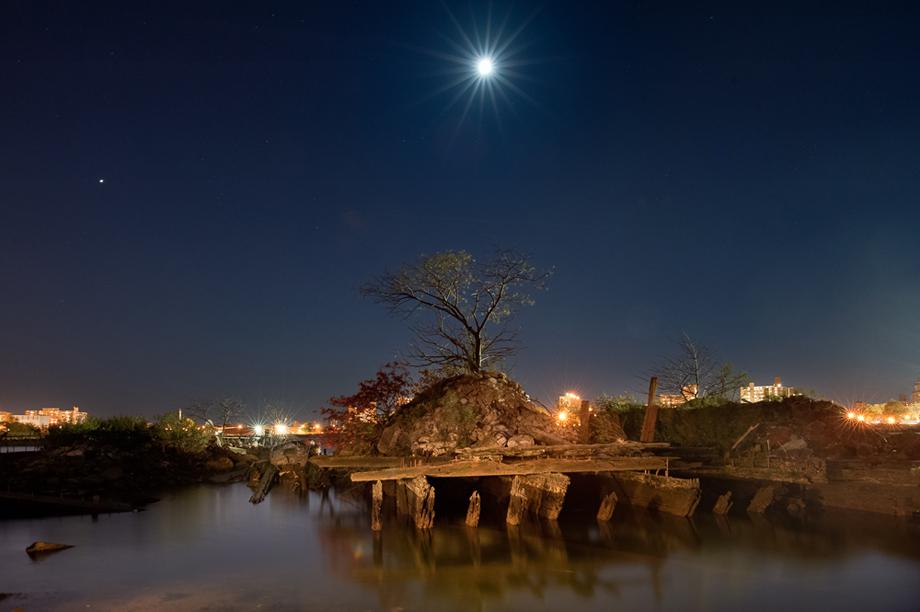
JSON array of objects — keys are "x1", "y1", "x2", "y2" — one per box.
[{"x1": 377, "y1": 372, "x2": 575, "y2": 457}]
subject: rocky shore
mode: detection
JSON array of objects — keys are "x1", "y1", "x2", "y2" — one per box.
[{"x1": 0, "y1": 434, "x2": 260, "y2": 517}]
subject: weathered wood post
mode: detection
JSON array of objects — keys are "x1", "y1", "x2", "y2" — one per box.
[
  {"x1": 404, "y1": 475, "x2": 435, "y2": 529},
  {"x1": 506, "y1": 473, "x2": 570, "y2": 525},
  {"x1": 747, "y1": 485, "x2": 775, "y2": 514},
  {"x1": 465, "y1": 491, "x2": 481, "y2": 527},
  {"x1": 713, "y1": 491, "x2": 733, "y2": 515},
  {"x1": 371, "y1": 480, "x2": 383, "y2": 531},
  {"x1": 640, "y1": 376, "x2": 659, "y2": 443},
  {"x1": 597, "y1": 491, "x2": 618, "y2": 521},
  {"x1": 579, "y1": 399, "x2": 592, "y2": 443},
  {"x1": 249, "y1": 463, "x2": 278, "y2": 504}
]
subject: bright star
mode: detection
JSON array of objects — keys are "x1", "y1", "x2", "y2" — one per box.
[
  {"x1": 476, "y1": 57, "x2": 494, "y2": 77},
  {"x1": 98, "y1": 178, "x2": 105, "y2": 184}
]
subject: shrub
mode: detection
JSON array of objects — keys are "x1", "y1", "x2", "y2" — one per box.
[
  {"x1": 153, "y1": 413, "x2": 211, "y2": 454},
  {"x1": 46, "y1": 416, "x2": 153, "y2": 449}
]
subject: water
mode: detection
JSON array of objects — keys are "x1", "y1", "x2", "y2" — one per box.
[{"x1": 2, "y1": 483, "x2": 920, "y2": 611}]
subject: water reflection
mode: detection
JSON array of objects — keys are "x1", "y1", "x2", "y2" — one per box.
[
  {"x1": 314, "y1": 497, "x2": 920, "y2": 611},
  {"x1": 1, "y1": 483, "x2": 919, "y2": 611}
]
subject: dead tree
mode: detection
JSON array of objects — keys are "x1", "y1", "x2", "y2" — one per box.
[
  {"x1": 655, "y1": 334, "x2": 748, "y2": 402},
  {"x1": 362, "y1": 250, "x2": 551, "y2": 373}
]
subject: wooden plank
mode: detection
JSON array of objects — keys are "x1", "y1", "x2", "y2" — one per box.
[
  {"x1": 454, "y1": 441, "x2": 670, "y2": 460},
  {"x1": 730, "y1": 422, "x2": 761, "y2": 453},
  {"x1": 309, "y1": 456, "x2": 408, "y2": 469},
  {"x1": 350, "y1": 457, "x2": 668, "y2": 482}
]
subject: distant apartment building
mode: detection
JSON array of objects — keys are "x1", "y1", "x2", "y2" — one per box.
[
  {"x1": 10, "y1": 406, "x2": 88, "y2": 430},
  {"x1": 658, "y1": 384, "x2": 698, "y2": 408},
  {"x1": 740, "y1": 377, "x2": 798, "y2": 403},
  {"x1": 557, "y1": 392, "x2": 582, "y2": 414}
]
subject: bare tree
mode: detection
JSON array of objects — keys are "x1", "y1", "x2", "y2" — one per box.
[
  {"x1": 362, "y1": 250, "x2": 551, "y2": 373},
  {"x1": 656, "y1": 333, "x2": 748, "y2": 401},
  {"x1": 187, "y1": 397, "x2": 245, "y2": 431}
]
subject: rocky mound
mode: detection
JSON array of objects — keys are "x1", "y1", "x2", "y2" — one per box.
[{"x1": 377, "y1": 372, "x2": 575, "y2": 457}]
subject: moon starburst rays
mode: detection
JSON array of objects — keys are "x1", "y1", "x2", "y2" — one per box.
[{"x1": 413, "y1": 3, "x2": 541, "y2": 133}]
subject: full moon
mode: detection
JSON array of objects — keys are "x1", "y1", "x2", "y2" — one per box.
[{"x1": 476, "y1": 57, "x2": 494, "y2": 77}]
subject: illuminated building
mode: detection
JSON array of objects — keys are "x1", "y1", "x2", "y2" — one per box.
[
  {"x1": 913, "y1": 376, "x2": 920, "y2": 404},
  {"x1": 0, "y1": 411, "x2": 11, "y2": 423},
  {"x1": 557, "y1": 392, "x2": 582, "y2": 412},
  {"x1": 658, "y1": 384, "x2": 698, "y2": 408},
  {"x1": 10, "y1": 406, "x2": 88, "y2": 430},
  {"x1": 740, "y1": 377, "x2": 798, "y2": 403}
]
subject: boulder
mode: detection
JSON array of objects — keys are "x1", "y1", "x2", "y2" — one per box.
[
  {"x1": 205, "y1": 456, "x2": 235, "y2": 472},
  {"x1": 270, "y1": 442, "x2": 310, "y2": 469},
  {"x1": 506, "y1": 434, "x2": 535, "y2": 449}
]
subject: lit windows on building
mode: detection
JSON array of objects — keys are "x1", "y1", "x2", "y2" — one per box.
[{"x1": 740, "y1": 377, "x2": 798, "y2": 403}]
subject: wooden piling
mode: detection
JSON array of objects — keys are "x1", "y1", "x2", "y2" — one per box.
[
  {"x1": 747, "y1": 485, "x2": 775, "y2": 514},
  {"x1": 596, "y1": 491, "x2": 618, "y2": 521},
  {"x1": 404, "y1": 475, "x2": 435, "y2": 529},
  {"x1": 579, "y1": 399, "x2": 592, "y2": 443},
  {"x1": 639, "y1": 376, "x2": 659, "y2": 443},
  {"x1": 249, "y1": 463, "x2": 278, "y2": 504},
  {"x1": 371, "y1": 480, "x2": 383, "y2": 531},
  {"x1": 713, "y1": 491, "x2": 733, "y2": 515},
  {"x1": 465, "y1": 491, "x2": 481, "y2": 527},
  {"x1": 506, "y1": 473, "x2": 570, "y2": 525}
]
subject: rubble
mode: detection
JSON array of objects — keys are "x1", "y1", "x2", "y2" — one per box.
[{"x1": 377, "y1": 372, "x2": 574, "y2": 457}]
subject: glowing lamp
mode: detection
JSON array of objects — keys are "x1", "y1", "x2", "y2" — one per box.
[
  {"x1": 846, "y1": 412, "x2": 856, "y2": 420},
  {"x1": 886, "y1": 416, "x2": 896, "y2": 425},
  {"x1": 253, "y1": 424, "x2": 264, "y2": 436},
  {"x1": 557, "y1": 410, "x2": 569, "y2": 423},
  {"x1": 476, "y1": 57, "x2": 494, "y2": 77},
  {"x1": 856, "y1": 414, "x2": 866, "y2": 422},
  {"x1": 274, "y1": 422, "x2": 288, "y2": 436}
]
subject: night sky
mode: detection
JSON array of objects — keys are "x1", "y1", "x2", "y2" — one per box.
[{"x1": 2, "y1": 1, "x2": 919, "y2": 418}]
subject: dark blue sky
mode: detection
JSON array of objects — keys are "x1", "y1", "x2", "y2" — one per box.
[{"x1": 2, "y1": 1, "x2": 919, "y2": 418}]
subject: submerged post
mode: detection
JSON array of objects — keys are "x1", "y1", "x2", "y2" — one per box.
[
  {"x1": 640, "y1": 376, "x2": 659, "y2": 443},
  {"x1": 465, "y1": 491, "x2": 481, "y2": 527},
  {"x1": 371, "y1": 480, "x2": 383, "y2": 531},
  {"x1": 506, "y1": 473, "x2": 570, "y2": 525},
  {"x1": 713, "y1": 491, "x2": 733, "y2": 515},
  {"x1": 404, "y1": 475, "x2": 435, "y2": 529},
  {"x1": 597, "y1": 491, "x2": 618, "y2": 521}
]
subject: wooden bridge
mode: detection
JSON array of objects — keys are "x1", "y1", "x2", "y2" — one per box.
[{"x1": 308, "y1": 441, "x2": 700, "y2": 530}]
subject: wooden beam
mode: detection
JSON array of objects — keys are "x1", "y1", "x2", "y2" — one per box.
[
  {"x1": 309, "y1": 456, "x2": 408, "y2": 469},
  {"x1": 579, "y1": 399, "x2": 592, "y2": 444},
  {"x1": 350, "y1": 457, "x2": 668, "y2": 482},
  {"x1": 454, "y1": 441, "x2": 670, "y2": 460},
  {"x1": 639, "y1": 376, "x2": 659, "y2": 443}
]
